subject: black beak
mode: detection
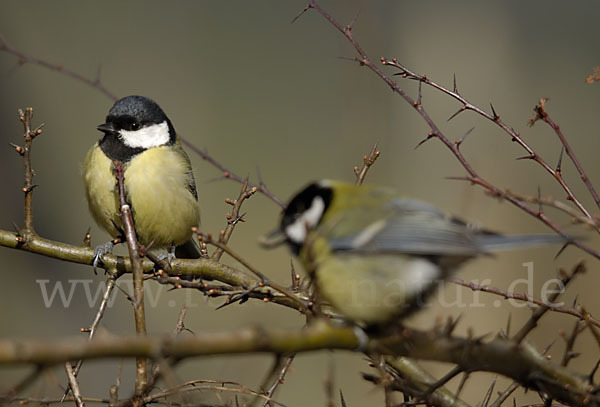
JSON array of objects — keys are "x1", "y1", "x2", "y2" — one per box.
[{"x1": 97, "y1": 122, "x2": 117, "y2": 134}]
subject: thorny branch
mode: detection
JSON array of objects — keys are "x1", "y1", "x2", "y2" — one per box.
[
  {"x1": 14, "y1": 107, "x2": 43, "y2": 236},
  {"x1": 529, "y1": 97, "x2": 600, "y2": 210},
  {"x1": 452, "y1": 264, "x2": 600, "y2": 329},
  {"x1": 211, "y1": 178, "x2": 258, "y2": 261},
  {"x1": 0, "y1": 33, "x2": 118, "y2": 101},
  {"x1": 61, "y1": 270, "x2": 118, "y2": 401}
]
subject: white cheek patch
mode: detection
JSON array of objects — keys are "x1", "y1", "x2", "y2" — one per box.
[
  {"x1": 285, "y1": 196, "x2": 325, "y2": 244},
  {"x1": 119, "y1": 121, "x2": 170, "y2": 149}
]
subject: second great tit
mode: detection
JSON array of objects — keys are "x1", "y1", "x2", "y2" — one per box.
[
  {"x1": 277, "y1": 180, "x2": 564, "y2": 325},
  {"x1": 83, "y1": 95, "x2": 200, "y2": 263}
]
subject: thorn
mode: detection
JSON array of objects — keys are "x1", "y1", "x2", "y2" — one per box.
[
  {"x1": 447, "y1": 106, "x2": 467, "y2": 122},
  {"x1": 417, "y1": 80, "x2": 422, "y2": 106},
  {"x1": 256, "y1": 165, "x2": 264, "y2": 187},
  {"x1": 95, "y1": 64, "x2": 102, "y2": 84},
  {"x1": 339, "y1": 389, "x2": 347, "y2": 407},
  {"x1": 537, "y1": 186, "x2": 543, "y2": 215},
  {"x1": 348, "y1": 8, "x2": 361, "y2": 30},
  {"x1": 446, "y1": 176, "x2": 473, "y2": 182},
  {"x1": 415, "y1": 133, "x2": 435, "y2": 149},
  {"x1": 556, "y1": 146, "x2": 565, "y2": 173},
  {"x1": 490, "y1": 103, "x2": 499, "y2": 120},
  {"x1": 516, "y1": 154, "x2": 535, "y2": 161},
  {"x1": 505, "y1": 313, "x2": 511, "y2": 337},
  {"x1": 456, "y1": 127, "x2": 475, "y2": 147},
  {"x1": 291, "y1": 3, "x2": 313, "y2": 24},
  {"x1": 482, "y1": 377, "x2": 497, "y2": 407},
  {"x1": 542, "y1": 339, "x2": 555, "y2": 355},
  {"x1": 589, "y1": 359, "x2": 600, "y2": 381},
  {"x1": 554, "y1": 242, "x2": 570, "y2": 260},
  {"x1": 443, "y1": 315, "x2": 461, "y2": 336},
  {"x1": 453, "y1": 73, "x2": 458, "y2": 93}
]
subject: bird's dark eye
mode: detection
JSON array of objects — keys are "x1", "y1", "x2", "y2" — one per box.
[{"x1": 131, "y1": 122, "x2": 140, "y2": 130}]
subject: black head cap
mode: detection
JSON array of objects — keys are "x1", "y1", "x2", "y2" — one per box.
[
  {"x1": 108, "y1": 96, "x2": 167, "y2": 123},
  {"x1": 280, "y1": 182, "x2": 333, "y2": 254}
]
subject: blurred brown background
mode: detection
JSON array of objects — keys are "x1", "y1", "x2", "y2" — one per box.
[{"x1": 1, "y1": 1, "x2": 599, "y2": 405}]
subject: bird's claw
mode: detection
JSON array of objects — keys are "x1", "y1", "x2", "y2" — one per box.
[{"x1": 92, "y1": 241, "x2": 115, "y2": 271}]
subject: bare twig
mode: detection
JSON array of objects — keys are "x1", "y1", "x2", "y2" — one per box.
[
  {"x1": 61, "y1": 270, "x2": 118, "y2": 401},
  {"x1": 263, "y1": 354, "x2": 295, "y2": 407},
  {"x1": 560, "y1": 320, "x2": 584, "y2": 367},
  {"x1": 0, "y1": 33, "x2": 117, "y2": 100},
  {"x1": 113, "y1": 161, "x2": 147, "y2": 394},
  {"x1": 354, "y1": 142, "x2": 380, "y2": 185},
  {"x1": 64, "y1": 362, "x2": 86, "y2": 407},
  {"x1": 199, "y1": 233, "x2": 308, "y2": 312},
  {"x1": 181, "y1": 139, "x2": 286, "y2": 208},
  {"x1": 212, "y1": 178, "x2": 258, "y2": 261},
  {"x1": 452, "y1": 273, "x2": 600, "y2": 329},
  {"x1": 529, "y1": 98, "x2": 600, "y2": 210},
  {"x1": 512, "y1": 262, "x2": 585, "y2": 343},
  {"x1": 386, "y1": 60, "x2": 593, "y2": 221},
  {"x1": 16, "y1": 107, "x2": 42, "y2": 236}
]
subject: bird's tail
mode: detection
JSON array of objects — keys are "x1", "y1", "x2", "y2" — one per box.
[{"x1": 475, "y1": 234, "x2": 568, "y2": 252}]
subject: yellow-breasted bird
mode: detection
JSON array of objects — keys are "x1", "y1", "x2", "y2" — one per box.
[
  {"x1": 83, "y1": 95, "x2": 200, "y2": 265},
  {"x1": 275, "y1": 180, "x2": 564, "y2": 326}
]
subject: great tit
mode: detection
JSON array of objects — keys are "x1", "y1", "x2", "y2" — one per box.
[
  {"x1": 277, "y1": 180, "x2": 564, "y2": 325},
  {"x1": 83, "y1": 95, "x2": 200, "y2": 263}
]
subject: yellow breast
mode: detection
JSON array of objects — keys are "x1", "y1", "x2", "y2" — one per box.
[{"x1": 83, "y1": 143, "x2": 200, "y2": 248}]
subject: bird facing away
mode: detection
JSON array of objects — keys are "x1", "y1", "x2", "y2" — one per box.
[
  {"x1": 278, "y1": 180, "x2": 564, "y2": 326},
  {"x1": 83, "y1": 95, "x2": 200, "y2": 263}
]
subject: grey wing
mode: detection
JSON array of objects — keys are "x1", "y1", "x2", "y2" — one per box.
[
  {"x1": 177, "y1": 143, "x2": 198, "y2": 200},
  {"x1": 327, "y1": 198, "x2": 485, "y2": 257},
  {"x1": 186, "y1": 170, "x2": 198, "y2": 200}
]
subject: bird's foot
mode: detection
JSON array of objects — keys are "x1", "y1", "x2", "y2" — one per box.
[{"x1": 92, "y1": 240, "x2": 115, "y2": 271}]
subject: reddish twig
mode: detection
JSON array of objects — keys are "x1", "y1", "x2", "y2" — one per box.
[
  {"x1": 384, "y1": 59, "x2": 593, "y2": 221},
  {"x1": 452, "y1": 274, "x2": 600, "y2": 329},
  {"x1": 113, "y1": 161, "x2": 147, "y2": 395},
  {"x1": 263, "y1": 354, "x2": 296, "y2": 407},
  {"x1": 529, "y1": 98, "x2": 600, "y2": 210},
  {"x1": 512, "y1": 262, "x2": 585, "y2": 343},
  {"x1": 180, "y1": 139, "x2": 286, "y2": 208},
  {"x1": 0, "y1": 33, "x2": 117, "y2": 101}
]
